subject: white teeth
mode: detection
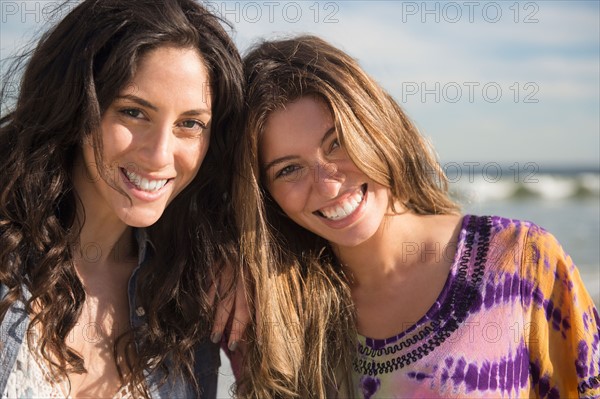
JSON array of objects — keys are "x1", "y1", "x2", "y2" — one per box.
[
  {"x1": 319, "y1": 188, "x2": 365, "y2": 221},
  {"x1": 342, "y1": 203, "x2": 353, "y2": 215},
  {"x1": 124, "y1": 170, "x2": 168, "y2": 192}
]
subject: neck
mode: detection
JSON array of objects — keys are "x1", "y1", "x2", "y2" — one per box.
[
  {"x1": 76, "y1": 211, "x2": 135, "y2": 269},
  {"x1": 72, "y1": 155, "x2": 137, "y2": 271},
  {"x1": 334, "y1": 212, "x2": 457, "y2": 290}
]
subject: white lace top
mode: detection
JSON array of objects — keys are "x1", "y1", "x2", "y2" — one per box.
[{"x1": 2, "y1": 335, "x2": 133, "y2": 399}]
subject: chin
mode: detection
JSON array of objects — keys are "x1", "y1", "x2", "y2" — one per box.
[{"x1": 120, "y1": 210, "x2": 164, "y2": 228}]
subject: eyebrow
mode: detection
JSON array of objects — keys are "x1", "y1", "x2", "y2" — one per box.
[
  {"x1": 262, "y1": 126, "x2": 336, "y2": 174},
  {"x1": 115, "y1": 94, "x2": 211, "y2": 116},
  {"x1": 319, "y1": 126, "x2": 336, "y2": 147}
]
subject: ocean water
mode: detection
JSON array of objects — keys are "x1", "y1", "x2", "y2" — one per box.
[{"x1": 217, "y1": 170, "x2": 600, "y2": 397}]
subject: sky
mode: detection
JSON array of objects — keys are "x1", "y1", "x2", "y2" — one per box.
[{"x1": 1, "y1": 0, "x2": 599, "y2": 168}]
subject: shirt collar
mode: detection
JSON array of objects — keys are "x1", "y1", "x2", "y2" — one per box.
[{"x1": 134, "y1": 228, "x2": 155, "y2": 266}]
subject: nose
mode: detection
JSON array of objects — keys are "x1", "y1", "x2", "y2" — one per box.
[
  {"x1": 313, "y1": 160, "x2": 343, "y2": 198},
  {"x1": 139, "y1": 124, "x2": 173, "y2": 169}
]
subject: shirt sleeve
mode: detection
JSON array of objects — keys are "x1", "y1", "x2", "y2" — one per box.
[{"x1": 522, "y1": 224, "x2": 600, "y2": 399}]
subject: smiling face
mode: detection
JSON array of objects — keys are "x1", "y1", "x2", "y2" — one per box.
[
  {"x1": 74, "y1": 46, "x2": 212, "y2": 228},
  {"x1": 260, "y1": 96, "x2": 390, "y2": 248}
]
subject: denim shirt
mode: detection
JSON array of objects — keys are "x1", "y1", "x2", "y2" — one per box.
[{"x1": 0, "y1": 229, "x2": 220, "y2": 398}]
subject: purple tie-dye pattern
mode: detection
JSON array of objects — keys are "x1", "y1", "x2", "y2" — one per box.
[
  {"x1": 499, "y1": 358, "x2": 507, "y2": 391},
  {"x1": 435, "y1": 342, "x2": 530, "y2": 395},
  {"x1": 477, "y1": 361, "x2": 490, "y2": 390},
  {"x1": 529, "y1": 242, "x2": 541, "y2": 265},
  {"x1": 592, "y1": 333, "x2": 600, "y2": 361},
  {"x1": 511, "y1": 272, "x2": 520, "y2": 293},
  {"x1": 352, "y1": 215, "x2": 600, "y2": 398},
  {"x1": 577, "y1": 340, "x2": 589, "y2": 378},
  {"x1": 366, "y1": 338, "x2": 386, "y2": 351},
  {"x1": 471, "y1": 271, "x2": 577, "y2": 338},
  {"x1": 489, "y1": 361, "x2": 499, "y2": 390},
  {"x1": 440, "y1": 368, "x2": 449, "y2": 385},
  {"x1": 445, "y1": 357, "x2": 454, "y2": 369},
  {"x1": 521, "y1": 277, "x2": 534, "y2": 307},
  {"x1": 522, "y1": 294, "x2": 573, "y2": 338},
  {"x1": 537, "y1": 375, "x2": 560, "y2": 399},
  {"x1": 441, "y1": 358, "x2": 453, "y2": 384},
  {"x1": 544, "y1": 254, "x2": 552, "y2": 271},
  {"x1": 484, "y1": 281, "x2": 495, "y2": 308},
  {"x1": 521, "y1": 289, "x2": 572, "y2": 338},
  {"x1": 494, "y1": 282, "x2": 503, "y2": 305},
  {"x1": 469, "y1": 290, "x2": 483, "y2": 313},
  {"x1": 530, "y1": 361, "x2": 541, "y2": 383},
  {"x1": 451, "y1": 358, "x2": 467, "y2": 385},
  {"x1": 544, "y1": 298, "x2": 554, "y2": 321},
  {"x1": 465, "y1": 363, "x2": 478, "y2": 392},
  {"x1": 520, "y1": 346, "x2": 529, "y2": 387},
  {"x1": 507, "y1": 358, "x2": 515, "y2": 391},
  {"x1": 407, "y1": 372, "x2": 432, "y2": 381},
  {"x1": 552, "y1": 308, "x2": 562, "y2": 331},
  {"x1": 360, "y1": 376, "x2": 381, "y2": 399},
  {"x1": 532, "y1": 286, "x2": 545, "y2": 306},
  {"x1": 492, "y1": 216, "x2": 513, "y2": 229},
  {"x1": 539, "y1": 376, "x2": 550, "y2": 397},
  {"x1": 554, "y1": 269, "x2": 561, "y2": 282},
  {"x1": 589, "y1": 326, "x2": 600, "y2": 382},
  {"x1": 503, "y1": 274, "x2": 513, "y2": 300},
  {"x1": 548, "y1": 387, "x2": 560, "y2": 399}
]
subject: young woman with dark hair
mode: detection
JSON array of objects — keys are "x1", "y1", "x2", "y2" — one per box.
[{"x1": 0, "y1": 0, "x2": 255, "y2": 397}]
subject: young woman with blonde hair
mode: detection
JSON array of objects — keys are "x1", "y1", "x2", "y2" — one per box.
[{"x1": 241, "y1": 35, "x2": 600, "y2": 398}]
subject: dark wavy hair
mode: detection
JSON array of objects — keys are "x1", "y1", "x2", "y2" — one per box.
[{"x1": 0, "y1": 0, "x2": 243, "y2": 396}]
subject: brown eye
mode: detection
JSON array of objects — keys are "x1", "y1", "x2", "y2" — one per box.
[
  {"x1": 274, "y1": 164, "x2": 306, "y2": 182},
  {"x1": 329, "y1": 138, "x2": 340, "y2": 153},
  {"x1": 276, "y1": 165, "x2": 300, "y2": 178},
  {"x1": 180, "y1": 120, "x2": 206, "y2": 130},
  {"x1": 120, "y1": 108, "x2": 144, "y2": 119}
]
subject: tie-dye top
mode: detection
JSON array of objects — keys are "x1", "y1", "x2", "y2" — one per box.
[{"x1": 352, "y1": 215, "x2": 600, "y2": 399}]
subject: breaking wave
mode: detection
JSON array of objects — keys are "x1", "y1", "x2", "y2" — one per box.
[{"x1": 449, "y1": 172, "x2": 600, "y2": 203}]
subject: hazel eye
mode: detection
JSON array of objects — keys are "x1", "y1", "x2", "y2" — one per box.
[
  {"x1": 329, "y1": 138, "x2": 340, "y2": 153},
  {"x1": 180, "y1": 120, "x2": 206, "y2": 130},
  {"x1": 120, "y1": 108, "x2": 144, "y2": 119},
  {"x1": 277, "y1": 165, "x2": 300, "y2": 177},
  {"x1": 274, "y1": 164, "x2": 306, "y2": 182}
]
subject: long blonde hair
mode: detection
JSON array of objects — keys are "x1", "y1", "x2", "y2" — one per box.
[{"x1": 238, "y1": 35, "x2": 459, "y2": 397}]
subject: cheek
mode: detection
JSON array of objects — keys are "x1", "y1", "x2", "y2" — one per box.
[
  {"x1": 371, "y1": 186, "x2": 392, "y2": 214},
  {"x1": 99, "y1": 121, "x2": 133, "y2": 164},
  {"x1": 270, "y1": 183, "x2": 309, "y2": 218}
]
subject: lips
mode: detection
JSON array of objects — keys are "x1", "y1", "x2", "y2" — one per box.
[{"x1": 315, "y1": 184, "x2": 367, "y2": 221}]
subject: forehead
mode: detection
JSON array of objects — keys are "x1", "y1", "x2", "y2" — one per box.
[
  {"x1": 261, "y1": 97, "x2": 333, "y2": 155},
  {"x1": 125, "y1": 46, "x2": 211, "y2": 108}
]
